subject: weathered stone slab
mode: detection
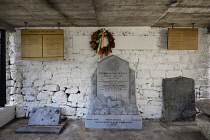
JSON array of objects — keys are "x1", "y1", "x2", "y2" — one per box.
[
  {"x1": 28, "y1": 107, "x2": 61, "y2": 126},
  {"x1": 162, "y1": 77, "x2": 196, "y2": 121},
  {"x1": 85, "y1": 115, "x2": 142, "y2": 129},
  {"x1": 15, "y1": 126, "x2": 63, "y2": 134},
  {"x1": 196, "y1": 99, "x2": 210, "y2": 116},
  {"x1": 196, "y1": 113, "x2": 210, "y2": 140}
]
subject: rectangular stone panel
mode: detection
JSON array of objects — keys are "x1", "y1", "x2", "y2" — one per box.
[
  {"x1": 73, "y1": 36, "x2": 157, "y2": 50},
  {"x1": 162, "y1": 77, "x2": 196, "y2": 122},
  {"x1": 85, "y1": 115, "x2": 142, "y2": 129},
  {"x1": 28, "y1": 107, "x2": 61, "y2": 126},
  {"x1": 97, "y1": 56, "x2": 129, "y2": 100}
]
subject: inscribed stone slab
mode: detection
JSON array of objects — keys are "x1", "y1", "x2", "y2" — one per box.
[
  {"x1": 162, "y1": 77, "x2": 196, "y2": 121},
  {"x1": 28, "y1": 107, "x2": 61, "y2": 126},
  {"x1": 97, "y1": 56, "x2": 129, "y2": 101},
  {"x1": 85, "y1": 115, "x2": 142, "y2": 129}
]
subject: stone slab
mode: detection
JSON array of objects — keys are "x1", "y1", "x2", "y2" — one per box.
[
  {"x1": 85, "y1": 115, "x2": 142, "y2": 129},
  {"x1": 196, "y1": 99, "x2": 210, "y2": 116},
  {"x1": 196, "y1": 113, "x2": 210, "y2": 140},
  {"x1": 28, "y1": 107, "x2": 61, "y2": 126},
  {"x1": 15, "y1": 126, "x2": 64, "y2": 134},
  {"x1": 162, "y1": 77, "x2": 196, "y2": 121}
]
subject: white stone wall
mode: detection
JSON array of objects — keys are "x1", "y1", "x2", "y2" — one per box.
[{"x1": 6, "y1": 27, "x2": 209, "y2": 119}]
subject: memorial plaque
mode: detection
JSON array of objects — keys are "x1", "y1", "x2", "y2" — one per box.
[
  {"x1": 21, "y1": 35, "x2": 42, "y2": 58},
  {"x1": 97, "y1": 57, "x2": 129, "y2": 100},
  {"x1": 86, "y1": 55, "x2": 142, "y2": 129},
  {"x1": 168, "y1": 28, "x2": 198, "y2": 50},
  {"x1": 21, "y1": 29, "x2": 64, "y2": 60},
  {"x1": 43, "y1": 35, "x2": 64, "y2": 57}
]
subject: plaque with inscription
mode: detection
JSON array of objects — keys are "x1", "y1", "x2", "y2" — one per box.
[
  {"x1": 97, "y1": 57, "x2": 129, "y2": 100},
  {"x1": 21, "y1": 29, "x2": 64, "y2": 60},
  {"x1": 21, "y1": 35, "x2": 42, "y2": 58},
  {"x1": 168, "y1": 28, "x2": 198, "y2": 50},
  {"x1": 43, "y1": 35, "x2": 64, "y2": 57}
]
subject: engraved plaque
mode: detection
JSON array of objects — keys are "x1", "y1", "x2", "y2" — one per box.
[
  {"x1": 43, "y1": 35, "x2": 63, "y2": 57},
  {"x1": 21, "y1": 29, "x2": 64, "y2": 60},
  {"x1": 168, "y1": 28, "x2": 198, "y2": 50},
  {"x1": 97, "y1": 56, "x2": 129, "y2": 99},
  {"x1": 21, "y1": 35, "x2": 42, "y2": 58}
]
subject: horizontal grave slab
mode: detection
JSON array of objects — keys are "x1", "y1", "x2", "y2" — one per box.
[{"x1": 85, "y1": 115, "x2": 142, "y2": 129}]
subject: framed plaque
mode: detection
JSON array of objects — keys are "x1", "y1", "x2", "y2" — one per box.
[
  {"x1": 21, "y1": 29, "x2": 64, "y2": 60},
  {"x1": 168, "y1": 28, "x2": 198, "y2": 50}
]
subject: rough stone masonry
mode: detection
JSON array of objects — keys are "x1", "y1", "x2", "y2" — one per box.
[{"x1": 6, "y1": 27, "x2": 210, "y2": 119}]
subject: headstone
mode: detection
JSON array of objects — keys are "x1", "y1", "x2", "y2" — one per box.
[
  {"x1": 28, "y1": 107, "x2": 61, "y2": 125},
  {"x1": 85, "y1": 55, "x2": 142, "y2": 129},
  {"x1": 162, "y1": 77, "x2": 196, "y2": 121}
]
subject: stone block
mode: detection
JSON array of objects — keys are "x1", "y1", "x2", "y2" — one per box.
[
  {"x1": 150, "y1": 70, "x2": 166, "y2": 78},
  {"x1": 166, "y1": 70, "x2": 182, "y2": 78},
  {"x1": 10, "y1": 94, "x2": 23, "y2": 104},
  {"x1": 65, "y1": 87, "x2": 79, "y2": 94},
  {"x1": 11, "y1": 71, "x2": 23, "y2": 81},
  {"x1": 165, "y1": 55, "x2": 180, "y2": 63},
  {"x1": 143, "y1": 90, "x2": 160, "y2": 98},
  {"x1": 6, "y1": 80, "x2": 15, "y2": 87},
  {"x1": 37, "y1": 91, "x2": 54, "y2": 101},
  {"x1": 52, "y1": 91, "x2": 67, "y2": 104},
  {"x1": 68, "y1": 94, "x2": 83, "y2": 103},
  {"x1": 16, "y1": 105, "x2": 26, "y2": 118},
  {"x1": 43, "y1": 85, "x2": 60, "y2": 91},
  {"x1": 61, "y1": 106, "x2": 76, "y2": 116},
  {"x1": 34, "y1": 80, "x2": 44, "y2": 87},
  {"x1": 196, "y1": 113, "x2": 210, "y2": 140},
  {"x1": 24, "y1": 95, "x2": 36, "y2": 101},
  {"x1": 6, "y1": 72, "x2": 11, "y2": 80},
  {"x1": 196, "y1": 99, "x2": 210, "y2": 116},
  {"x1": 22, "y1": 88, "x2": 37, "y2": 96}
]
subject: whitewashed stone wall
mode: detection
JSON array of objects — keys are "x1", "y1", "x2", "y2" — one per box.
[{"x1": 6, "y1": 27, "x2": 210, "y2": 119}]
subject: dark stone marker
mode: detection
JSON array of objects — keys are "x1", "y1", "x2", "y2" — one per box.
[{"x1": 162, "y1": 77, "x2": 196, "y2": 122}]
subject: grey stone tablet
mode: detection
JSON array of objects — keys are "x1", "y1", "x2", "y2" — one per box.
[{"x1": 28, "y1": 107, "x2": 61, "y2": 126}]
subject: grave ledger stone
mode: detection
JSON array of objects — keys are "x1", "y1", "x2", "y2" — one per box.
[{"x1": 85, "y1": 55, "x2": 142, "y2": 129}]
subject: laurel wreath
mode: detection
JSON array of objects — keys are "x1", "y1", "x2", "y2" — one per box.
[{"x1": 90, "y1": 29, "x2": 115, "y2": 57}]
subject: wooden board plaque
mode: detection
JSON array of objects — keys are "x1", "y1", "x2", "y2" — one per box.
[
  {"x1": 21, "y1": 29, "x2": 64, "y2": 60},
  {"x1": 168, "y1": 28, "x2": 198, "y2": 50}
]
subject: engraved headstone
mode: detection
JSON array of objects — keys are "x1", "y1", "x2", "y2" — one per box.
[{"x1": 86, "y1": 55, "x2": 142, "y2": 129}]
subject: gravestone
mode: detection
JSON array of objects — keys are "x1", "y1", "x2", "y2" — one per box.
[
  {"x1": 162, "y1": 77, "x2": 196, "y2": 121},
  {"x1": 85, "y1": 55, "x2": 142, "y2": 129}
]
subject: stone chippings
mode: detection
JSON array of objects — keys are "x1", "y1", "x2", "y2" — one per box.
[{"x1": 6, "y1": 27, "x2": 209, "y2": 119}]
